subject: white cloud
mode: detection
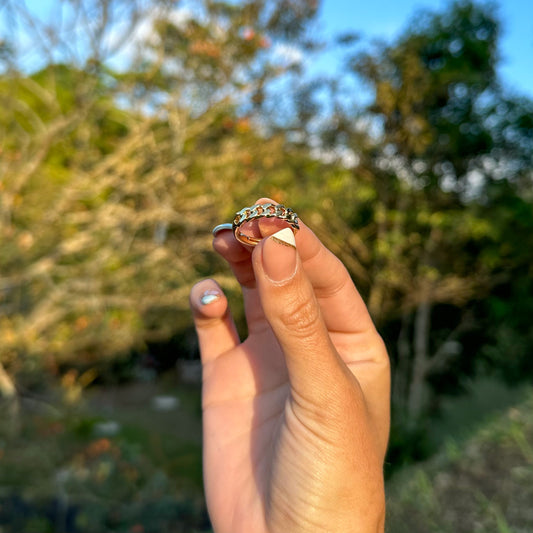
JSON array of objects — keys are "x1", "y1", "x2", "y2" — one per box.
[{"x1": 272, "y1": 43, "x2": 304, "y2": 66}]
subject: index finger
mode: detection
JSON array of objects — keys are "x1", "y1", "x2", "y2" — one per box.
[{"x1": 214, "y1": 197, "x2": 377, "y2": 336}]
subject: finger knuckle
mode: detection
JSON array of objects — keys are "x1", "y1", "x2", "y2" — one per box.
[{"x1": 276, "y1": 291, "x2": 322, "y2": 337}]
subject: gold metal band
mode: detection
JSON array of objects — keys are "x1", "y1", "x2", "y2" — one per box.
[{"x1": 232, "y1": 203, "x2": 299, "y2": 246}]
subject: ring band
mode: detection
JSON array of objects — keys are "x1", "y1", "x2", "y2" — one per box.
[
  {"x1": 212, "y1": 223, "x2": 233, "y2": 237},
  {"x1": 232, "y1": 203, "x2": 299, "y2": 246}
]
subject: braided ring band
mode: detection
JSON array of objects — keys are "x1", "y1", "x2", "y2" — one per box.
[{"x1": 232, "y1": 203, "x2": 299, "y2": 246}]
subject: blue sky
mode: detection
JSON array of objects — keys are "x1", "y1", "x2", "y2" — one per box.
[
  {"x1": 5, "y1": 0, "x2": 533, "y2": 97},
  {"x1": 316, "y1": 0, "x2": 533, "y2": 97}
]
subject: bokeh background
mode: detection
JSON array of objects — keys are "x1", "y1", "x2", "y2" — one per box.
[{"x1": 1, "y1": 1, "x2": 532, "y2": 531}]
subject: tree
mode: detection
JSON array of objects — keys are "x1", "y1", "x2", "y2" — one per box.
[
  {"x1": 0, "y1": 0, "x2": 322, "y2": 410},
  {"x1": 310, "y1": 0, "x2": 533, "y2": 428}
]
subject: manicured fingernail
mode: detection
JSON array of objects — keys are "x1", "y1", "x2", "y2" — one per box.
[
  {"x1": 262, "y1": 228, "x2": 297, "y2": 283},
  {"x1": 200, "y1": 290, "x2": 221, "y2": 305}
]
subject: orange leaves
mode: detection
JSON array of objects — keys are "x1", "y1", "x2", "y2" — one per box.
[
  {"x1": 188, "y1": 40, "x2": 221, "y2": 59},
  {"x1": 85, "y1": 437, "x2": 114, "y2": 459},
  {"x1": 242, "y1": 27, "x2": 255, "y2": 41},
  {"x1": 235, "y1": 117, "x2": 251, "y2": 133},
  {"x1": 75, "y1": 315, "x2": 90, "y2": 331},
  {"x1": 188, "y1": 28, "x2": 270, "y2": 61},
  {"x1": 242, "y1": 26, "x2": 271, "y2": 48},
  {"x1": 259, "y1": 36, "x2": 271, "y2": 49}
]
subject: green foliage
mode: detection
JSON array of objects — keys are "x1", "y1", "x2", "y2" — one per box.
[
  {"x1": 386, "y1": 389, "x2": 533, "y2": 532},
  {"x1": 0, "y1": 383, "x2": 207, "y2": 532},
  {"x1": 0, "y1": 0, "x2": 532, "y2": 485},
  {"x1": 315, "y1": 0, "x2": 533, "y2": 427},
  {"x1": 481, "y1": 276, "x2": 533, "y2": 381},
  {"x1": 0, "y1": 1, "x2": 326, "y2": 385}
]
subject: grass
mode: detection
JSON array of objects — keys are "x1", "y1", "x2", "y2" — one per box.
[
  {"x1": 427, "y1": 377, "x2": 531, "y2": 451},
  {"x1": 386, "y1": 385, "x2": 533, "y2": 533},
  {"x1": 2, "y1": 373, "x2": 531, "y2": 532}
]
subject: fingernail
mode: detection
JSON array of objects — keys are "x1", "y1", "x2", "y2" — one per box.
[
  {"x1": 200, "y1": 290, "x2": 221, "y2": 305},
  {"x1": 262, "y1": 228, "x2": 297, "y2": 283}
]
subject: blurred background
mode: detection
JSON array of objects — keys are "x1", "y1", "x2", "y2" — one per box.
[{"x1": 0, "y1": 0, "x2": 532, "y2": 531}]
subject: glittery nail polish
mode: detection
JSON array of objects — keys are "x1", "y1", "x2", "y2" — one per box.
[{"x1": 200, "y1": 290, "x2": 221, "y2": 305}]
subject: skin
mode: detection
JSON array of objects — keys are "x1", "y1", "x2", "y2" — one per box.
[{"x1": 190, "y1": 198, "x2": 390, "y2": 533}]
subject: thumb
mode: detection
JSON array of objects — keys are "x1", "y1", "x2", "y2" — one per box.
[{"x1": 252, "y1": 228, "x2": 361, "y2": 405}]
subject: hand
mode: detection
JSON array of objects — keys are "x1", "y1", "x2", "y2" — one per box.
[{"x1": 190, "y1": 198, "x2": 390, "y2": 533}]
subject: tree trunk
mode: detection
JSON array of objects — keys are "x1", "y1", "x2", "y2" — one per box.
[
  {"x1": 0, "y1": 362, "x2": 16, "y2": 400},
  {"x1": 406, "y1": 298, "x2": 431, "y2": 426},
  {"x1": 368, "y1": 210, "x2": 388, "y2": 321},
  {"x1": 0, "y1": 362, "x2": 20, "y2": 432}
]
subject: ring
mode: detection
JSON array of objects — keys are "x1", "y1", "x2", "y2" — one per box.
[
  {"x1": 232, "y1": 203, "x2": 299, "y2": 246},
  {"x1": 212, "y1": 223, "x2": 233, "y2": 237}
]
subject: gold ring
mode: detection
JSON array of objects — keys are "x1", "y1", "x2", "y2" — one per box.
[{"x1": 232, "y1": 203, "x2": 299, "y2": 246}]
